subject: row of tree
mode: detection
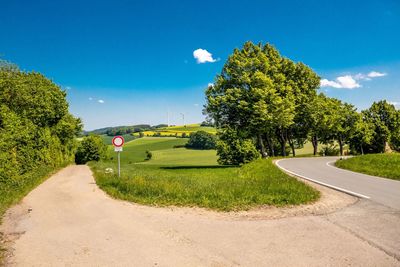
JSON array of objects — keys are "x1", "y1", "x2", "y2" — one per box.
[
  {"x1": 0, "y1": 60, "x2": 82, "y2": 182},
  {"x1": 204, "y1": 42, "x2": 400, "y2": 165}
]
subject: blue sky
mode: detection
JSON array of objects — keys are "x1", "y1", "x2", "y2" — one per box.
[{"x1": 1, "y1": 0, "x2": 399, "y2": 130}]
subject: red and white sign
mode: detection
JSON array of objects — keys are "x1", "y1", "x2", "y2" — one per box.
[{"x1": 112, "y1": 136, "x2": 125, "y2": 147}]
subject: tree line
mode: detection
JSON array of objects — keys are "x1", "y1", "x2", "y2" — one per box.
[{"x1": 205, "y1": 42, "x2": 400, "y2": 165}]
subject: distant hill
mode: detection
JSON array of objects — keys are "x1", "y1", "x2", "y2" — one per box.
[{"x1": 85, "y1": 124, "x2": 167, "y2": 136}]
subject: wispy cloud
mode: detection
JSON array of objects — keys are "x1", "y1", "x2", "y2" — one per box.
[
  {"x1": 367, "y1": 71, "x2": 387, "y2": 78},
  {"x1": 88, "y1": 97, "x2": 93, "y2": 101},
  {"x1": 193, "y1": 48, "x2": 218, "y2": 64},
  {"x1": 320, "y1": 70, "x2": 387, "y2": 89},
  {"x1": 194, "y1": 103, "x2": 199, "y2": 107},
  {"x1": 98, "y1": 99, "x2": 105, "y2": 104},
  {"x1": 389, "y1": 101, "x2": 399, "y2": 106}
]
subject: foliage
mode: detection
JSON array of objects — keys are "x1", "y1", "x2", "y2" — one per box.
[
  {"x1": 205, "y1": 41, "x2": 320, "y2": 160},
  {"x1": 205, "y1": 41, "x2": 400, "y2": 160},
  {"x1": 89, "y1": 137, "x2": 319, "y2": 211},
  {"x1": 145, "y1": 150, "x2": 152, "y2": 160},
  {"x1": 185, "y1": 130, "x2": 216, "y2": 149},
  {"x1": 335, "y1": 154, "x2": 400, "y2": 180},
  {"x1": 75, "y1": 135, "x2": 107, "y2": 164},
  {"x1": 216, "y1": 128, "x2": 260, "y2": 165},
  {"x1": 0, "y1": 60, "x2": 81, "y2": 217},
  {"x1": 318, "y1": 143, "x2": 339, "y2": 156},
  {"x1": 361, "y1": 100, "x2": 400, "y2": 153}
]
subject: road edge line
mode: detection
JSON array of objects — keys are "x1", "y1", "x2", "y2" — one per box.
[{"x1": 275, "y1": 159, "x2": 370, "y2": 199}]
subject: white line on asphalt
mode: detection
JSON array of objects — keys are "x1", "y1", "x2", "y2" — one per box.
[{"x1": 275, "y1": 159, "x2": 371, "y2": 199}]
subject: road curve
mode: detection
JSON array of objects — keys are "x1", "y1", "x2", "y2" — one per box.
[{"x1": 276, "y1": 157, "x2": 400, "y2": 210}]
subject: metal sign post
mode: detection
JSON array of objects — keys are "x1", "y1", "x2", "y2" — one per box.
[
  {"x1": 118, "y1": 150, "x2": 121, "y2": 177},
  {"x1": 112, "y1": 136, "x2": 125, "y2": 177}
]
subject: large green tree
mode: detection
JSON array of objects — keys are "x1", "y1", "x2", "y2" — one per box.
[
  {"x1": 362, "y1": 100, "x2": 400, "y2": 152},
  {"x1": 205, "y1": 42, "x2": 320, "y2": 160}
]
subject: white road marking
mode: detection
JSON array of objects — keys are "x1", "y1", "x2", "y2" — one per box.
[{"x1": 275, "y1": 159, "x2": 371, "y2": 199}]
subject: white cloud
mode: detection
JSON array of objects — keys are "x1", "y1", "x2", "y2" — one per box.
[
  {"x1": 336, "y1": 75, "x2": 361, "y2": 89},
  {"x1": 65, "y1": 86, "x2": 72, "y2": 90},
  {"x1": 193, "y1": 48, "x2": 217, "y2": 64},
  {"x1": 354, "y1": 73, "x2": 370, "y2": 81},
  {"x1": 88, "y1": 97, "x2": 93, "y2": 101},
  {"x1": 98, "y1": 99, "x2": 104, "y2": 104},
  {"x1": 194, "y1": 103, "x2": 199, "y2": 107},
  {"x1": 389, "y1": 101, "x2": 399, "y2": 106},
  {"x1": 207, "y1": 83, "x2": 214, "y2": 87},
  {"x1": 321, "y1": 70, "x2": 387, "y2": 89},
  {"x1": 367, "y1": 71, "x2": 387, "y2": 78},
  {"x1": 320, "y1": 75, "x2": 360, "y2": 89}
]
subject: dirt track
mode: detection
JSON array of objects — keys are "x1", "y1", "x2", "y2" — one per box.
[{"x1": 1, "y1": 165, "x2": 399, "y2": 266}]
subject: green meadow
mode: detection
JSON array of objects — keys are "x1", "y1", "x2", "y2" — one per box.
[
  {"x1": 335, "y1": 154, "x2": 400, "y2": 180},
  {"x1": 89, "y1": 137, "x2": 319, "y2": 211}
]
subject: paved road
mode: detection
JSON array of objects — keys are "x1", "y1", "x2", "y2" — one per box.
[{"x1": 276, "y1": 156, "x2": 400, "y2": 210}]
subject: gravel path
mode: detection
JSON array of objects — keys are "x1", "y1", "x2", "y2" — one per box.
[{"x1": 1, "y1": 165, "x2": 399, "y2": 266}]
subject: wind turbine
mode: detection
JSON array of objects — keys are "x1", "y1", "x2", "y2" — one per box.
[
  {"x1": 180, "y1": 113, "x2": 185, "y2": 126},
  {"x1": 167, "y1": 109, "x2": 170, "y2": 127}
]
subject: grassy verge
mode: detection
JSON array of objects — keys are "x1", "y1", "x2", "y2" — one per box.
[
  {"x1": 89, "y1": 137, "x2": 319, "y2": 211},
  {"x1": 335, "y1": 154, "x2": 400, "y2": 180}
]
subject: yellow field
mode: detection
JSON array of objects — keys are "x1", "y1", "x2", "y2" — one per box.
[{"x1": 133, "y1": 124, "x2": 217, "y2": 137}]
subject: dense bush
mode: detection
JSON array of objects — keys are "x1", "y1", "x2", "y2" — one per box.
[
  {"x1": 0, "y1": 60, "x2": 81, "y2": 180},
  {"x1": 75, "y1": 135, "x2": 107, "y2": 164},
  {"x1": 0, "y1": 60, "x2": 81, "y2": 215},
  {"x1": 185, "y1": 131, "x2": 216, "y2": 149},
  {"x1": 216, "y1": 129, "x2": 260, "y2": 165},
  {"x1": 145, "y1": 150, "x2": 152, "y2": 160},
  {"x1": 318, "y1": 144, "x2": 340, "y2": 156}
]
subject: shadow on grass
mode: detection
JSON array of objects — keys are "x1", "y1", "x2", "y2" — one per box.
[{"x1": 161, "y1": 165, "x2": 237, "y2": 170}]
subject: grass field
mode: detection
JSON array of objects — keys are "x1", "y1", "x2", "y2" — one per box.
[
  {"x1": 335, "y1": 154, "x2": 400, "y2": 180},
  {"x1": 100, "y1": 134, "x2": 136, "y2": 145},
  {"x1": 89, "y1": 137, "x2": 319, "y2": 211}
]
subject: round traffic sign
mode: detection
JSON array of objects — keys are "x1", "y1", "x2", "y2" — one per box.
[{"x1": 112, "y1": 136, "x2": 125, "y2": 147}]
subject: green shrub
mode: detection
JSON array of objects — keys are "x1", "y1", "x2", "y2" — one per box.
[
  {"x1": 145, "y1": 150, "x2": 152, "y2": 160},
  {"x1": 75, "y1": 135, "x2": 107, "y2": 164},
  {"x1": 185, "y1": 131, "x2": 216, "y2": 149},
  {"x1": 216, "y1": 129, "x2": 260, "y2": 165},
  {"x1": 319, "y1": 144, "x2": 339, "y2": 156}
]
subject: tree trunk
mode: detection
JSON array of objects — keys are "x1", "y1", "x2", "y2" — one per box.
[
  {"x1": 360, "y1": 144, "x2": 364, "y2": 155},
  {"x1": 338, "y1": 136, "x2": 344, "y2": 156},
  {"x1": 258, "y1": 134, "x2": 268, "y2": 158},
  {"x1": 276, "y1": 129, "x2": 287, "y2": 157},
  {"x1": 265, "y1": 135, "x2": 275, "y2": 157},
  {"x1": 311, "y1": 135, "x2": 318, "y2": 156},
  {"x1": 288, "y1": 139, "x2": 296, "y2": 157},
  {"x1": 281, "y1": 142, "x2": 286, "y2": 157}
]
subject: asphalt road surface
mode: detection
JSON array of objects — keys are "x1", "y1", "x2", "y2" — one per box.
[{"x1": 276, "y1": 156, "x2": 400, "y2": 210}]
